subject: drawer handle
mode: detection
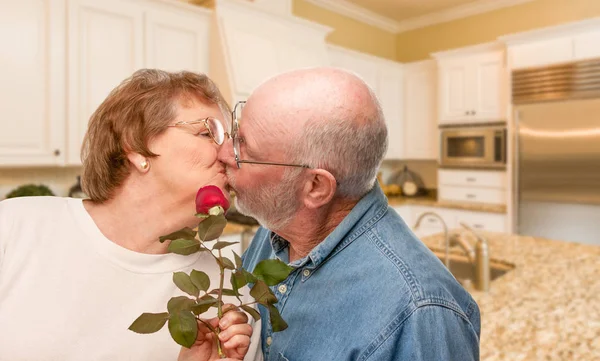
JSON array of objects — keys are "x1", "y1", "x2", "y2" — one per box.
[
  {"x1": 466, "y1": 177, "x2": 476, "y2": 182},
  {"x1": 427, "y1": 218, "x2": 437, "y2": 223},
  {"x1": 466, "y1": 194, "x2": 476, "y2": 199},
  {"x1": 472, "y1": 224, "x2": 484, "y2": 229}
]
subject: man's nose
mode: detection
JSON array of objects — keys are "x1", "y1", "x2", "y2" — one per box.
[{"x1": 218, "y1": 136, "x2": 236, "y2": 167}]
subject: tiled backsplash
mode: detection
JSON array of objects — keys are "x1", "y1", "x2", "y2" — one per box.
[{"x1": 0, "y1": 167, "x2": 82, "y2": 200}]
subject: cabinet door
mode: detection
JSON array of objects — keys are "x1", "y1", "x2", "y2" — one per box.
[
  {"x1": 438, "y1": 61, "x2": 470, "y2": 124},
  {"x1": 145, "y1": 8, "x2": 210, "y2": 73},
  {"x1": 0, "y1": 0, "x2": 66, "y2": 166},
  {"x1": 574, "y1": 29, "x2": 600, "y2": 61},
  {"x1": 378, "y1": 65, "x2": 404, "y2": 160},
  {"x1": 471, "y1": 51, "x2": 505, "y2": 122},
  {"x1": 67, "y1": 0, "x2": 144, "y2": 165},
  {"x1": 508, "y1": 37, "x2": 573, "y2": 69},
  {"x1": 404, "y1": 61, "x2": 437, "y2": 160},
  {"x1": 328, "y1": 48, "x2": 379, "y2": 92}
]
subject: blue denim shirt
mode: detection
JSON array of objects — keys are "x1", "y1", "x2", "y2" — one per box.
[{"x1": 242, "y1": 184, "x2": 480, "y2": 360}]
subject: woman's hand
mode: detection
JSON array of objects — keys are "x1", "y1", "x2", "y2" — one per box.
[{"x1": 177, "y1": 305, "x2": 252, "y2": 361}]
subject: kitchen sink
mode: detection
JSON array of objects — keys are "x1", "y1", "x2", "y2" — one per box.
[{"x1": 431, "y1": 251, "x2": 514, "y2": 288}]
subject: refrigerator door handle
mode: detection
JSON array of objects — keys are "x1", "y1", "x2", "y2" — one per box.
[{"x1": 512, "y1": 109, "x2": 521, "y2": 235}]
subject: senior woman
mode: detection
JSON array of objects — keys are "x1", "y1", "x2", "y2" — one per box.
[{"x1": 0, "y1": 70, "x2": 260, "y2": 361}]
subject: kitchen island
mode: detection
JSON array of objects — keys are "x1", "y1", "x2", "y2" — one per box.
[{"x1": 421, "y1": 232, "x2": 600, "y2": 361}]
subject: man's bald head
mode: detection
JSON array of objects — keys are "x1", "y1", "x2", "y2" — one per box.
[{"x1": 245, "y1": 67, "x2": 388, "y2": 199}]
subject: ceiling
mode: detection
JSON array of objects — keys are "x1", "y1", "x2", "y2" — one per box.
[{"x1": 345, "y1": 0, "x2": 482, "y2": 22}]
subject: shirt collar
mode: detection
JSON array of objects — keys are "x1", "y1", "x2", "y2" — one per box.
[{"x1": 268, "y1": 182, "x2": 389, "y2": 269}]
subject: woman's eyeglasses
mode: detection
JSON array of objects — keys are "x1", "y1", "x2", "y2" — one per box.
[{"x1": 168, "y1": 117, "x2": 226, "y2": 145}]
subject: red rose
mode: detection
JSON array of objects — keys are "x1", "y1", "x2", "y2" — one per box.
[{"x1": 195, "y1": 185, "x2": 230, "y2": 215}]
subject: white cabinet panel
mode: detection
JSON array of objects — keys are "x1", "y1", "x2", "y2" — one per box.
[
  {"x1": 67, "y1": 0, "x2": 144, "y2": 165},
  {"x1": 403, "y1": 60, "x2": 437, "y2": 160},
  {"x1": 508, "y1": 37, "x2": 573, "y2": 69},
  {"x1": 456, "y1": 211, "x2": 506, "y2": 233},
  {"x1": 473, "y1": 52, "x2": 505, "y2": 120},
  {"x1": 439, "y1": 63, "x2": 469, "y2": 122},
  {"x1": 378, "y1": 66, "x2": 404, "y2": 160},
  {"x1": 438, "y1": 169, "x2": 506, "y2": 189},
  {"x1": 574, "y1": 30, "x2": 600, "y2": 61},
  {"x1": 0, "y1": 0, "x2": 66, "y2": 166},
  {"x1": 439, "y1": 185, "x2": 506, "y2": 204},
  {"x1": 145, "y1": 8, "x2": 210, "y2": 73}
]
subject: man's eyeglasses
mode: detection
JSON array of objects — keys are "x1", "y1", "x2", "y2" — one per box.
[
  {"x1": 168, "y1": 117, "x2": 226, "y2": 145},
  {"x1": 230, "y1": 101, "x2": 311, "y2": 170}
]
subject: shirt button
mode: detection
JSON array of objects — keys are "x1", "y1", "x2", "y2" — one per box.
[
  {"x1": 303, "y1": 269, "x2": 310, "y2": 277},
  {"x1": 266, "y1": 336, "x2": 272, "y2": 346},
  {"x1": 278, "y1": 284, "x2": 287, "y2": 294}
]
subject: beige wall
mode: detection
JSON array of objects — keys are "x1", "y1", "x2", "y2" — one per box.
[
  {"x1": 293, "y1": 0, "x2": 397, "y2": 60},
  {"x1": 396, "y1": 0, "x2": 600, "y2": 62}
]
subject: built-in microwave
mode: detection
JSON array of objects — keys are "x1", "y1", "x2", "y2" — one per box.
[{"x1": 440, "y1": 125, "x2": 506, "y2": 169}]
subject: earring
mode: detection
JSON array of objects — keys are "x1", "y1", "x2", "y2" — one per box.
[{"x1": 140, "y1": 160, "x2": 149, "y2": 170}]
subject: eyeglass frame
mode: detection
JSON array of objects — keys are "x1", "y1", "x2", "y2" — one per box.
[
  {"x1": 167, "y1": 117, "x2": 226, "y2": 145},
  {"x1": 230, "y1": 101, "x2": 312, "y2": 170}
]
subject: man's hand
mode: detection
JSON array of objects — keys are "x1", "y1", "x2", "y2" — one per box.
[{"x1": 177, "y1": 305, "x2": 252, "y2": 361}]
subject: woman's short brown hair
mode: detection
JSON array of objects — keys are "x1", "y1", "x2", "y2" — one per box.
[{"x1": 81, "y1": 69, "x2": 230, "y2": 202}]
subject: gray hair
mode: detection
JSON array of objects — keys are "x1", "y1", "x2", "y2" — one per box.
[{"x1": 287, "y1": 87, "x2": 388, "y2": 199}]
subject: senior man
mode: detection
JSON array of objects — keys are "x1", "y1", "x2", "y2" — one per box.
[{"x1": 219, "y1": 67, "x2": 480, "y2": 361}]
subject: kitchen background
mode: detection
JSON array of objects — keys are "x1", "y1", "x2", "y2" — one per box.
[{"x1": 2, "y1": 0, "x2": 600, "y2": 359}]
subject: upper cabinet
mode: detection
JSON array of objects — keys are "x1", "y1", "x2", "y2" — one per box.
[
  {"x1": 213, "y1": 0, "x2": 331, "y2": 103},
  {"x1": 403, "y1": 60, "x2": 437, "y2": 160},
  {"x1": 434, "y1": 43, "x2": 506, "y2": 125},
  {"x1": 327, "y1": 46, "x2": 405, "y2": 160},
  {"x1": 502, "y1": 18, "x2": 600, "y2": 70},
  {"x1": 1, "y1": 0, "x2": 213, "y2": 167},
  {"x1": 0, "y1": 0, "x2": 66, "y2": 166}
]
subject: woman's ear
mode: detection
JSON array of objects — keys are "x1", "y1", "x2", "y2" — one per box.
[
  {"x1": 127, "y1": 152, "x2": 150, "y2": 173},
  {"x1": 302, "y1": 169, "x2": 337, "y2": 209}
]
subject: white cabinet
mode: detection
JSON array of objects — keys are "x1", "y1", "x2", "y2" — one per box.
[
  {"x1": 144, "y1": 7, "x2": 211, "y2": 73},
  {"x1": 67, "y1": 0, "x2": 144, "y2": 165},
  {"x1": 214, "y1": 0, "x2": 331, "y2": 100},
  {"x1": 435, "y1": 44, "x2": 506, "y2": 124},
  {"x1": 0, "y1": 0, "x2": 66, "y2": 166},
  {"x1": 438, "y1": 169, "x2": 507, "y2": 205},
  {"x1": 503, "y1": 19, "x2": 600, "y2": 69},
  {"x1": 403, "y1": 60, "x2": 437, "y2": 160}
]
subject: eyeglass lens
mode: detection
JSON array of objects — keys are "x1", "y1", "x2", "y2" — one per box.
[{"x1": 206, "y1": 117, "x2": 225, "y2": 145}]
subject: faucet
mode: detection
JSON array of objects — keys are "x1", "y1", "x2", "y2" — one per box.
[
  {"x1": 453, "y1": 222, "x2": 491, "y2": 292},
  {"x1": 413, "y1": 212, "x2": 450, "y2": 269}
]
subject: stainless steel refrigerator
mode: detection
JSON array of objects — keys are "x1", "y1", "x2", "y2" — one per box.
[{"x1": 512, "y1": 59, "x2": 600, "y2": 245}]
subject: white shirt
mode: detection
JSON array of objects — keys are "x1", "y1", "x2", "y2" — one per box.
[{"x1": 0, "y1": 196, "x2": 262, "y2": 361}]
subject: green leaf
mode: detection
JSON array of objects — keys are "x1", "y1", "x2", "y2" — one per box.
[
  {"x1": 209, "y1": 288, "x2": 238, "y2": 297},
  {"x1": 128, "y1": 312, "x2": 169, "y2": 334},
  {"x1": 168, "y1": 310, "x2": 198, "y2": 348},
  {"x1": 242, "y1": 269, "x2": 257, "y2": 284},
  {"x1": 218, "y1": 257, "x2": 236, "y2": 270},
  {"x1": 241, "y1": 305, "x2": 261, "y2": 321},
  {"x1": 173, "y1": 272, "x2": 199, "y2": 297},
  {"x1": 197, "y1": 214, "x2": 227, "y2": 241},
  {"x1": 159, "y1": 227, "x2": 197, "y2": 243},
  {"x1": 231, "y1": 271, "x2": 248, "y2": 294},
  {"x1": 195, "y1": 213, "x2": 210, "y2": 219},
  {"x1": 191, "y1": 296, "x2": 218, "y2": 316},
  {"x1": 250, "y1": 280, "x2": 277, "y2": 305},
  {"x1": 253, "y1": 259, "x2": 294, "y2": 286},
  {"x1": 233, "y1": 251, "x2": 243, "y2": 269},
  {"x1": 167, "y1": 238, "x2": 201, "y2": 255},
  {"x1": 190, "y1": 270, "x2": 210, "y2": 292},
  {"x1": 268, "y1": 304, "x2": 288, "y2": 332},
  {"x1": 167, "y1": 296, "x2": 196, "y2": 315},
  {"x1": 212, "y1": 241, "x2": 239, "y2": 250}
]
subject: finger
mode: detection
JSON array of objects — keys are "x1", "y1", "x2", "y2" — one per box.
[
  {"x1": 222, "y1": 303, "x2": 238, "y2": 314},
  {"x1": 196, "y1": 320, "x2": 213, "y2": 334},
  {"x1": 218, "y1": 324, "x2": 252, "y2": 342},
  {"x1": 219, "y1": 310, "x2": 249, "y2": 329},
  {"x1": 222, "y1": 334, "x2": 251, "y2": 351}
]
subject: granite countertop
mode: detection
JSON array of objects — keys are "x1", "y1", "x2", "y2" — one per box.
[
  {"x1": 421, "y1": 232, "x2": 600, "y2": 360},
  {"x1": 386, "y1": 194, "x2": 507, "y2": 213}
]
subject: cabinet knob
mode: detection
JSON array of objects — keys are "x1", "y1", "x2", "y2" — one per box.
[
  {"x1": 464, "y1": 111, "x2": 470, "y2": 115},
  {"x1": 54, "y1": 149, "x2": 61, "y2": 156},
  {"x1": 466, "y1": 177, "x2": 476, "y2": 182},
  {"x1": 466, "y1": 194, "x2": 476, "y2": 199},
  {"x1": 472, "y1": 224, "x2": 484, "y2": 229}
]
